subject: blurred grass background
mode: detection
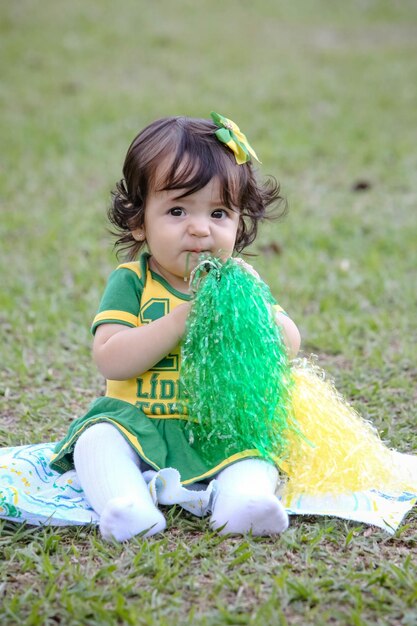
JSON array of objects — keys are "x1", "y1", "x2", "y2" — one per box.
[{"x1": 1, "y1": 1, "x2": 417, "y2": 624}]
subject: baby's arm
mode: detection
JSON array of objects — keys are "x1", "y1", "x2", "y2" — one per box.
[
  {"x1": 275, "y1": 311, "x2": 301, "y2": 359},
  {"x1": 93, "y1": 303, "x2": 190, "y2": 380}
]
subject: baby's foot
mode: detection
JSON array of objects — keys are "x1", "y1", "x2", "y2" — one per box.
[
  {"x1": 99, "y1": 496, "x2": 166, "y2": 541},
  {"x1": 210, "y1": 492, "x2": 289, "y2": 536}
]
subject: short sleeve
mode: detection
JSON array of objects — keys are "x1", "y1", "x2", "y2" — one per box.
[{"x1": 91, "y1": 265, "x2": 144, "y2": 334}]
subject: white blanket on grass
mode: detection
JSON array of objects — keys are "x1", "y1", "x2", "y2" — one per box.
[{"x1": 1, "y1": 442, "x2": 416, "y2": 534}]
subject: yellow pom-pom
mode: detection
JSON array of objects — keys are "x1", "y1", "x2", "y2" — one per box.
[{"x1": 276, "y1": 359, "x2": 415, "y2": 496}]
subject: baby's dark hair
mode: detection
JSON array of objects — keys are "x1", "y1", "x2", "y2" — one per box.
[{"x1": 109, "y1": 115, "x2": 286, "y2": 259}]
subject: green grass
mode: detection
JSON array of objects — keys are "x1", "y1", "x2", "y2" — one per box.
[{"x1": 1, "y1": 0, "x2": 417, "y2": 623}]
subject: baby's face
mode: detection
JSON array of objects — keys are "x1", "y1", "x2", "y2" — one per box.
[{"x1": 132, "y1": 176, "x2": 240, "y2": 292}]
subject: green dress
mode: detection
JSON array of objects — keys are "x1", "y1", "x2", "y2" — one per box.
[{"x1": 50, "y1": 254, "x2": 259, "y2": 484}]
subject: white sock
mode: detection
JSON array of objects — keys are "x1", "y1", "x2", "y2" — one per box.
[
  {"x1": 210, "y1": 458, "x2": 289, "y2": 536},
  {"x1": 99, "y1": 496, "x2": 166, "y2": 541},
  {"x1": 73, "y1": 422, "x2": 166, "y2": 541}
]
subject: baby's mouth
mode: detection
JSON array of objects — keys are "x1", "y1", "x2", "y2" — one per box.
[{"x1": 184, "y1": 251, "x2": 211, "y2": 279}]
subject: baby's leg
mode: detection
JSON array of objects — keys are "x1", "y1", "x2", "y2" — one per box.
[
  {"x1": 210, "y1": 458, "x2": 288, "y2": 536},
  {"x1": 73, "y1": 422, "x2": 166, "y2": 541}
]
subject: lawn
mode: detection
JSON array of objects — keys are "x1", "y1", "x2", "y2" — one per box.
[{"x1": 1, "y1": 1, "x2": 417, "y2": 624}]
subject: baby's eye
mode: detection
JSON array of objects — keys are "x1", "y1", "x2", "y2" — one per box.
[
  {"x1": 211, "y1": 209, "x2": 228, "y2": 219},
  {"x1": 169, "y1": 207, "x2": 185, "y2": 217}
]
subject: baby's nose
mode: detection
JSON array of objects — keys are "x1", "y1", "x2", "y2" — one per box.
[{"x1": 188, "y1": 217, "x2": 210, "y2": 236}]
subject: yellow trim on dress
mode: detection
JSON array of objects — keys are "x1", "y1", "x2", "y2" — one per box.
[
  {"x1": 51, "y1": 417, "x2": 261, "y2": 485},
  {"x1": 181, "y1": 449, "x2": 261, "y2": 484},
  {"x1": 118, "y1": 262, "x2": 143, "y2": 280},
  {"x1": 50, "y1": 417, "x2": 158, "y2": 470},
  {"x1": 93, "y1": 310, "x2": 138, "y2": 327}
]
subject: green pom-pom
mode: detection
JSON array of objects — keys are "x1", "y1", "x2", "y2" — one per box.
[{"x1": 180, "y1": 257, "x2": 295, "y2": 464}]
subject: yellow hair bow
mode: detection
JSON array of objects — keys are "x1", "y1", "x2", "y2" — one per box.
[{"x1": 210, "y1": 111, "x2": 261, "y2": 165}]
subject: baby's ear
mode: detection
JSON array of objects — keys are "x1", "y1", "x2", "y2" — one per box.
[{"x1": 132, "y1": 228, "x2": 145, "y2": 242}]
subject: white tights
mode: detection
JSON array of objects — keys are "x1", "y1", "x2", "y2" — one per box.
[
  {"x1": 210, "y1": 456, "x2": 289, "y2": 535},
  {"x1": 73, "y1": 423, "x2": 166, "y2": 541},
  {"x1": 74, "y1": 423, "x2": 288, "y2": 542}
]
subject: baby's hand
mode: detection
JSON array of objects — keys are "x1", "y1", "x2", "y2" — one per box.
[{"x1": 232, "y1": 257, "x2": 261, "y2": 280}]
